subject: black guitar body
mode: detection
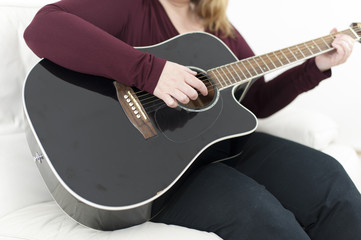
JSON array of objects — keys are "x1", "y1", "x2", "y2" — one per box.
[{"x1": 23, "y1": 32, "x2": 258, "y2": 230}]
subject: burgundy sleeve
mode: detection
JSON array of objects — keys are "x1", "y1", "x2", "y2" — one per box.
[
  {"x1": 23, "y1": 0, "x2": 166, "y2": 93},
  {"x1": 241, "y1": 58, "x2": 331, "y2": 118},
  {"x1": 231, "y1": 30, "x2": 332, "y2": 118}
]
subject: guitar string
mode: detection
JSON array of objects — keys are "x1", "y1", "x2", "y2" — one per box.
[
  {"x1": 123, "y1": 27, "x2": 360, "y2": 109},
  {"x1": 133, "y1": 35, "x2": 316, "y2": 107},
  {"x1": 127, "y1": 40, "x2": 324, "y2": 109},
  {"x1": 135, "y1": 32, "x2": 353, "y2": 109},
  {"x1": 134, "y1": 44, "x2": 330, "y2": 109},
  {"x1": 135, "y1": 27, "x2": 358, "y2": 102},
  {"x1": 137, "y1": 28, "x2": 357, "y2": 102}
]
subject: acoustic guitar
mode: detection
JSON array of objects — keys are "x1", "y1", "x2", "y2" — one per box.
[{"x1": 23, "y1": 23, "x2": 361, "y2": 230}]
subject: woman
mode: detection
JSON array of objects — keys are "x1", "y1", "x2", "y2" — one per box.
[{"x1": 24, "y1": 0, "x2": 361, "y2": 239}]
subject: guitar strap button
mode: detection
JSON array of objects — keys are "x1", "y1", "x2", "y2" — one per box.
[{"x1": 34, "y1": 152, "x2": 44, "y2": 164}]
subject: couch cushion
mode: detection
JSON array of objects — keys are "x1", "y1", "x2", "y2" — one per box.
[
  {"x1": 0, "y1": 201, "x2": 221, "y2": 240},
  {"x1": 0, "y1": 5, "x2": 42, "y2": 134},
  {"x1": 0, "y1": 132, "x2": 52, "y2": 218},
  {"x1": 322, "y1": 144, "x2": 361, "y2": 191},
  {"x1": 257, "y1": 107, "x2": 339, "y2": 150}
]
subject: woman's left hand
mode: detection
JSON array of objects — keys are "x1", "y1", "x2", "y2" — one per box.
[{"x1": 315, "y1": 28, "x2": 354, "y2": 72}]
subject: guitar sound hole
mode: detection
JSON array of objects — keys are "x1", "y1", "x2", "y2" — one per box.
[{"x1": 179, "y1": 69, "x2": 218, "y2": 112}]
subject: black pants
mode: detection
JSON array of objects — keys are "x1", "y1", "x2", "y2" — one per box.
[{"x1": 152, "y1": 132, "x2": 361, "y2": 240}]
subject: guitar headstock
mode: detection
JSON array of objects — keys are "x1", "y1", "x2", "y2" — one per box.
[{"x1": 350, "y1": 23, "x2": 361, "y2": 42}]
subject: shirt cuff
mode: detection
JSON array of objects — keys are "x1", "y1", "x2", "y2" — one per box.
[{"x1": 307, "y1": 57, "x2": 332, "y2": 81}]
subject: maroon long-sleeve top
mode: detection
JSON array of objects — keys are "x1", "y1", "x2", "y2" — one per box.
[{"x1": 24, "y1": 0, "x2": 331, "y2": 118}]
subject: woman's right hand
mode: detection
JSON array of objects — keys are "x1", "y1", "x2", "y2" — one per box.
[{"x1": 153, "y1": 61, "x2": 208, "y2": 108}]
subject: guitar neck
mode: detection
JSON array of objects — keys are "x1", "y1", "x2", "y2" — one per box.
[{"x1": 207, "y1": 27, "x2": 360, "y2": 89}]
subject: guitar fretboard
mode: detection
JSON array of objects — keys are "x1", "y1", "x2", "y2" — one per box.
[{"x1": 207, "y1": 28, "x2": 358, "y2": 89}]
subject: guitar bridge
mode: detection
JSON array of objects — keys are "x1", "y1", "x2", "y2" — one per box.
[{"x1": 113, "y1": 82, "x2": 157, "y2": 139}]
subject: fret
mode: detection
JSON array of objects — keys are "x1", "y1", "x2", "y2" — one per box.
[
  {"x1": 259, "y1": 55, "x2": 274, "y2": 70},
  {"x1": 305, "y1": 41, "x2": 318, "y2": 54},
  {"x1": 233, "y1": 63, "x2": 247, "y2": 80},
  {"x1": 287, "y1": 47, "x2": 298, "y2": 61},
  {"x1": 206, "y1": 25, "x2": 360, "y2": 90},
  {"x1": 281, "y1": 49, "x2": 293, "y2": 63},
  {"x1": 248, "y1": 58, "x2": 263, "y2": 74},
  {"x1": 343, "y1": 29, "x2": 354, "y2": 38},
  {"x1": 214, "y1": 68, "x2": 226, "y2": 87},
  {"x1": 298, "y1": 44, "x2": 312, "y2": 57},
  {"x1": 321, "y1": 37, "x2": 332, "y2": 48},
  {"x1": 239, "y1": 61, "x2": 253, "y2": 79},
  {"x1": 312, "y1": 40, "x2": 322, "y2": 52},
  {"x1": 290, "y1": 45, "x2": 305, "y2": 60},
  {"x1": 314, "y1": 39, "x2": 328, "y2": 51},
  {"x1": 343, "y1": 29, "x2": 358, "y2": 39},
  {"x1": 325, "y1": 35, "x2": 336, "y2": 46},
  {"x1": 274, "y1": 51, "x2": 289, "y2": 65},
  {"x1": 295, "y1": 45, "x2": 306, "y2": 58},
  {"x1": 207, "y1": 71, "x2": 220, "y2": 88},
  {"x1": 265, "y1": 54, "x2": 279, "y2": 68},
  {"x1": 219, "y1": 67, "x2": 232, "y2": 85},
  {"x1": 230, "y1": 64, "x2": 245, "y2": 81},
  {"x1": 224, "y1": 66, "x2": 237, "y2": 84},
  {"x1": 244, "y1": 60, "x2": 258, "y2": 77},
  {"x1": 302, "y1": 42, "x2": 313, "y2": 56},
  {"x1": 257, "y1": 56, "x2": 272, "y2": 71},
  {"x1": 235, "y1": 62, "x2": 249, "y2": 79},
  {"x1": 271, "y1": 52, "x2": 284, "y2": 67}
]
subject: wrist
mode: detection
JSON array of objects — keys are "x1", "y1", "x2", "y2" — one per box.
[
  {"x1": 307, "y1": 58, "x2": 332, "y2": 80},
  {"x1": 315, "y1": 55, "x2": 330, "y2": 72}
]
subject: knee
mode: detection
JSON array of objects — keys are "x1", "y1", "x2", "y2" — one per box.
[
  {"x1": 199, "y1": 167, "x2": 295, "y2": 230},
  {"x1": 317, "y1": 155, "x2": 357, "y2": 197},
  {"x1": 302, "y1": 154, "x2": 360, "y2": 219},
  {"x1": 211, "y1": 178, "x2": 306, "y2": 239}
]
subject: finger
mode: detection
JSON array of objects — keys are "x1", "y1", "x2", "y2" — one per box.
[
  {"x1": 332, "y1": 41, "x2": 352, "y2": 64},
  {"x1": 330, "y1": 28, "x2": 338, "y2": 34},
  {"x1": 332, "y1": 41, "x2": 346, "y2": 61},
  {"x1": 333, "y1": 36, "x2": 353, "y2": 58},
  {"x1": 329, "y1": 28, "x2": 338, "y2": 39},
  {"x1": 160, "y1": 93, "x2": 178, "y2": 108},
  {"x1": 338, "y1": 41, "x2": 353, "y2": 59},
  {"x1": 336, "y1": 34, "x2": 354, "y2": 46},
  {"x1": 183, "y1": 66, "x2": 197, "y2": 75},
  {"x1": 185, "y1": 75, "x2": 208, "y2": 96},
  {"x1": 171, "y1": 89, "x2": 190, "y2": 105},
  {"x1": 177, "y1": 82, "x2": 199, "y2": 100}
]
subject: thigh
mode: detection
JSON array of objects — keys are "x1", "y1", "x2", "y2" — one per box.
[
  {"x1": 228, "y1": 132, "x2": 361, "y2": 231},
  {"x1": 152, "y1": 162, "x2": 310, "y2": 240}
]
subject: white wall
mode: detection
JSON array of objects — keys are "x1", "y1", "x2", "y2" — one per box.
[{"x1": 228, "y1": 0, "x2": 361, "y2": 150}]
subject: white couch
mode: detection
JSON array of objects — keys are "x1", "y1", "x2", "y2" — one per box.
[{"x1": 1, "y1": 1, "x2": 360, "y2": 240}]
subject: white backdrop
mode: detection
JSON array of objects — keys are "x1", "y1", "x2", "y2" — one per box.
[{"x1": 228, "y1": 0, "x2": 361, "y2": 150}]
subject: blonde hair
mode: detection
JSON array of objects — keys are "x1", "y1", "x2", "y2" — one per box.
[{"x1": 192, "y1": 0, "x2": 234, "y2": 38}]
